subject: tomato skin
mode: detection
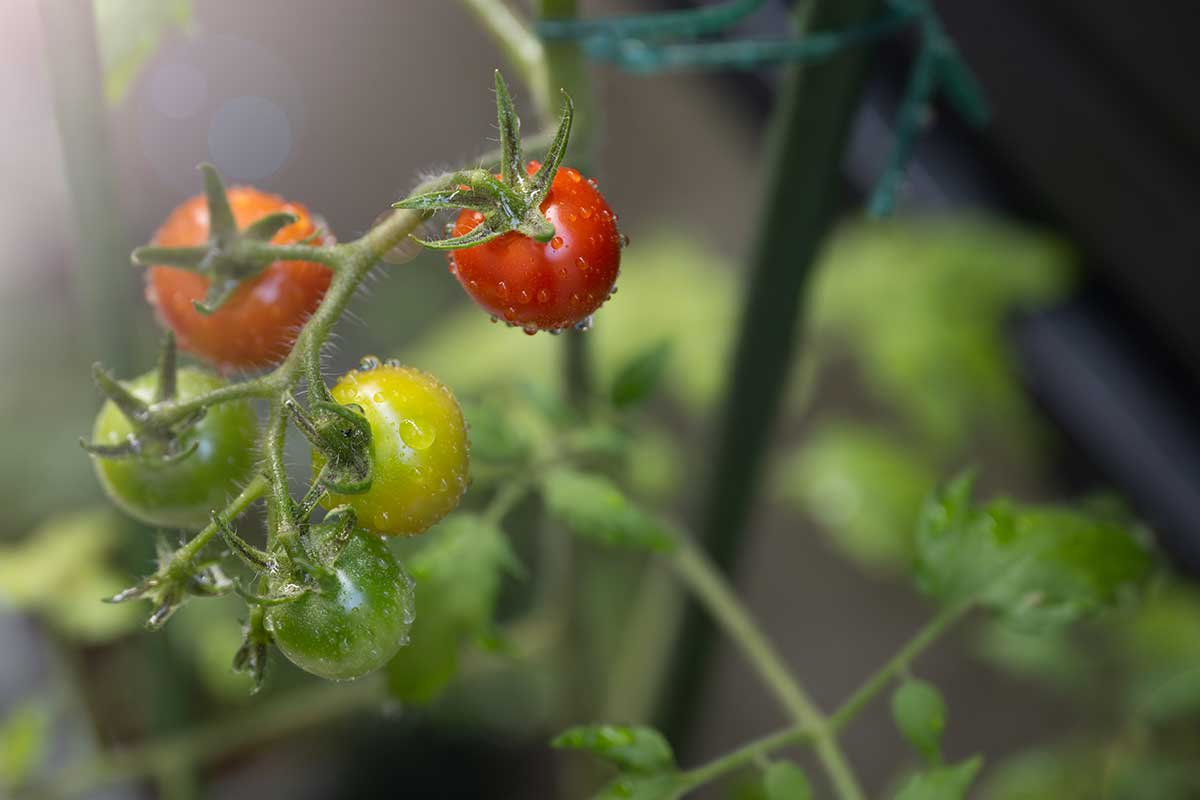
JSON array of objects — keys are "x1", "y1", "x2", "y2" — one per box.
[
  {"x1": 145, "y1": 188, "x2": 333, "y2": 371},
  {"x1": 90, "y1": 368, "x2": 258, "y2": 529},
  {"x1": 267, "y1": 523, "x2": 415, "y2": 681},
  {"x1": 315, "y1": 363, "x2": 470, "y2": 536},
  {"x1": 449, "y1": 164, "x2": 622, "y2": 331}
]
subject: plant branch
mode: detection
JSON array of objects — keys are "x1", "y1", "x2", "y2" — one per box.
[
  {"x1": 167, "y1": 474, "x2": 270, "y2": 576},
  {"x1": 669, "y1": 536, "x2": 864, "y2": 799},
  {"x1": 460, "y1": 0, "x2": 552, "y2": 122},
  {"x1": 679, "y1": 724, "x2": 815, "y2": 791},
  {"x1": 829, "y1": 602, "x2": 971, "y2": 731}
]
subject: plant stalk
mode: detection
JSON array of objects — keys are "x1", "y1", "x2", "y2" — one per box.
[{"x1": 660, "y1": 0, "x2": 885, "y2": 746}]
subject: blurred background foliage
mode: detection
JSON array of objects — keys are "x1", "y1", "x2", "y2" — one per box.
[{"x1": 2, "y1": 1, "x2": 1199, "y2": 797}]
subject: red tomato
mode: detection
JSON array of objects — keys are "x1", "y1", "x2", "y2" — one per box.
[
  {"x1": 448, "y1": 163, "x2": 622, "y2": 332},
  {"x1": 145, "y1": 188, "x2": 334, "y2": 371}
]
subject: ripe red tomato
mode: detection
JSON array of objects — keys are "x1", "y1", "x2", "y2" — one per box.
[
  {"x1": 448, "y1": 163, "x2": 622, "y2": 332},
  {"x1": 145, "y1": 188, "x2": 334, "y2": 371}
]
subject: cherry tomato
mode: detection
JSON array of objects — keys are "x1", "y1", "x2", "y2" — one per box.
[
  {"x1": 145, "y1": 188, "x2": 334, "y2": 370},
  {"x1": 90, "y1": 368, "x2": 257, "y2": 529},
  {"x1": 448, "y1": 163, "x2": 622, "y2": 332},
  {"x1": 266, "y1": 523, "x2": 415, "y2": 681},
  {"x1": 315, "y1": 360, "x2": 470, "y2": 536}
]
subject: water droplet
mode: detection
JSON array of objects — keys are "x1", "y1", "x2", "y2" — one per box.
[
  {"x1": 358, "y1": 355, "x2": 381, "y2": 371},
  {"x1": 373, "y1": 392, "x2": 385, "y2": 403},
  {"x1": 385, "y1": 358, "x2": 403, "y2": 367},
  {"x1": 568, "y1": 213, "x2": 577, "y2": 223},
  {"x1": 536, "y1": 289, "x2": 549, "y2": 304},
  {"x1": 489, "y1": 315, "x2": 499, "y2": 324},
  {"x1": 576, "y1": 256, "x2": 589, "y2": 272},
  {"x1": 569, "y1": 169, "x2": 582, "y2": 183},
  {"x1": 550, "y1": 235, "x2": 564, "y2": 250},
  {"x1": 557, "y1": 265, "x2": 568, "y2": 279},
  {"x1": 587, "y1": 177, "x2": 598, "y2": 188},
  {"x1": 518, "y1": 288, "x2": 531, "y2": 304},
  {"x1": 399, "y1": 418, "x2": 436, "y2": 450},
  {"x1": 574, "y1": 315, "x2": 594, "y2": 331},
  {"x1": 468, "y1": 279, "x2": 479, "y2": 290},
  {"x1": 570, "y1": 293, "x2": 581, "y2": 305},
  {"x1": 522, "y1": 325, "x2": 538, "y2": 336},
  {"x1": 580, "y1": 206, "x2": 592, "y2": 219},
  {"x1": 548, "y1": 328, "x2": 563, "y2": 336},
  {"x1": 620, "y1": 234, "x2": 631, "y2": 248},
  {"x1": 497, "y1": 280, "x2": 509, "y2": 300},
  {"x1": 504, "y1": 306, "x2": 518, "y2": 321}
]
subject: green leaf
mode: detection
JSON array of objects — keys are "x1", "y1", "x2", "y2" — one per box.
[
  {"x1": 542, "y1": 469, "x2": 675, "y2": 552},
  {"x1": 595, "y1": 772, "x2": 683, "y2": 800},
  {"x1": 895, "y1": 756, "x2": 983, "y2": 800},
  {"x1": 776, "y1": 422, "x2": 937, "y2": 573},
  {"x1": 611, "y1": 340, "x2": 672, "y2": 408},
  {"x1": 914, "y1": 474, "x2": 1154, "y2": 628},
  {"x1": 95, "y1": 0, "x2": 192, "y2": 104},
  {"x1": 0, "y1": 700, "x2": 51, "y2": 791},
  {"x1": 892, "y1": 679, "x2": 947, "y2": 764},
  {"x1": 764, "y1": 760, "x2": 813, "y2": 800},
  {"x1": 386, "y1": 514, "x2": 519, "y2": 703},
  {"x1": 463, "y1": 398, "x2": 533, "y2": 464},
  {"x1": 552, "y1": 724, "x2": 675, "y2": 773},
  {"x1": 0, "y1": 508, "x2": 142, "y2": 642}
]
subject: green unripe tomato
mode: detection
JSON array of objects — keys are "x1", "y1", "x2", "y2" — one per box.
[
  {"x1": 266, "y1": 523, "x2": 415, "y2": 681},
  {"x1": 90, "y1": 368, "x2": 257, "y2": 529},
  {"x1": 314, "y1": 360, "x2": 470, "y2": 536}
]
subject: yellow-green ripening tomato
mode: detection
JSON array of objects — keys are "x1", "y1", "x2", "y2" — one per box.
[
  {"x1": 90, "y1": 368, "x2": 257, "y2": 529},
  {"x1": 315, "y1": 360, "x2": 469, "y2": 535}
]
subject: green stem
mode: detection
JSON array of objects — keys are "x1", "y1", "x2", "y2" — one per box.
[
  {"x1": 38, "y1": 0, "x2": 141, "y2": 373},
  {"x1": 829, "y1": 603, "x2": 970, "y2": 731},
  {"x1": 661, "y1": 0, "x2": 884, "y2": 747},
  {"x1": 166, "y1": 474, "x2": 269, "y2": 575},
  {"x1": 41, "y1": 678, "x2": 384, "y2": 799},
  {"x1": 679, "y1": 724, "x2": 815, "y2": 791},
  {"x1": 670, "y1": 537, "x2": 863, "y2": 800}
]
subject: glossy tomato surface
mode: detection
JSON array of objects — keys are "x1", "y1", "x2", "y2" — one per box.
[
  {"x1": 266, "y1": 523, "x2": 415, "y2": 681},
  {"x1": 315, "y1": 362, "x2": 469, "y2": 536},
  {"x1": 449, "y1": 163, "x2": 622, "y2": 332},
  {"x1": 145, "y1": 187, "x2": 333, "y2": 370},
  {"x1": 90, "y1": 368, "x2": 257, "y2": 529}
]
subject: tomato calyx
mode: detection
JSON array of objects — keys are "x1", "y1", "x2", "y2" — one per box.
[
  {"x1": 107, "y1": 536, "x2": 233, "y2": 629},
  {"x1": 131, "y1": 164, "x2": 321, "y2": 315},
  {"x1": 284, "y1": 394, "x2": 374, "y2": 495},
  {"x1": 393, "y1": 70, "x2": 574, "y2": 250},
  {"x1": 80, "y1": 333, "x2": 204, "y2": 463}
]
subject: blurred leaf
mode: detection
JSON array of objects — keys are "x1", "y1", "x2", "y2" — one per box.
[
  {"x1": 776, "y1": 422, "x2": 937, "y2": 573},
  {"x1": 894, "y1": 755, "x2": 983, "y2": 800},
  {"x1": 811, "y1": 219, "x2": 1074, "y2": 452},
  {"x1": 626, "y1": 428, "x2": 684, "y2": 502},
  {"x1": 1108, "y1": 754, "x2": 1200, "y2": 800},
  {"x1": 611, "y1": 340, "x2": 672, "y2": 408},
  {"x1": 94, "y1": 0, "x2": 192, "y2": 104},
  {"x1": 386, "y1": 513, "x2": 518, "y2": 703},
  {"x1": 971, "y1": 623, "x2": 1096, "y2": 696},
  {"x1": 1109, "y1": 582, "x2": 1200, "y2": 721},
  {"x1": 914, "y1": 474, "x2": 1154, "y2": 628},
  {"x1": 0, "y1": 700, "x2": 51, "y2": 791},
  {"x1": 463, "y1": 396, "x2": 534, "y2": 465},
  {"x1": 892, "y1": 679, "x2": 947, "y2": 764},
  {"x1": 0, "y1": 508, "x2": 141, "y2": 642},
  {"x1": 979, "y1": 745, "x2": 1101, "y2": 800},
  {"x1": 552, "y1": 724, "x2": 675, "y2": 773},
  {"x1": 763, "y1": 760, "x2": 812, "y2": 800},
  {"x1": 542, "y1": 469, "x2": 675, "y2": 552},
  {"x1": 595, "y1": 772, "x2": 683, "y2": 800}
]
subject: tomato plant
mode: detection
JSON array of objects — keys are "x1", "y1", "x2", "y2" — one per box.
[
  {"x1": 89, "y1": 366, "x2": 257, "y2": 529},
  {"x1": 266, "y1": 522, "x2": 415, "y2": 681},
  {"x1": 144, "y1": 186, "x2": 334, "y2": 370},
  {"x1": 315, "y1": 361, "x2": 470, "y2": 536},
  {"x1": 449, "y1": 162, "x2": 622, "y2": 332}
]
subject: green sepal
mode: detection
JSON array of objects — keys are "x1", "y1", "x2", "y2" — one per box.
[
  {"x1": 106, "y1": 539, "x2": 233, "y2": 630},
  {"x1": 130, "y1": 245, "x2": 208, "y2": 269},
  {"x1": 192, "y1": 274, "x2": 242, "y2": 316},
  {"x1": 242, "y1": 211, "x2": 299, "y2": 242},
  {"x1": 216, "y1": 515, "x2": 272, "y2": 571},
  {"x1": 392, "y1": 71, "x2": 575, "y2": 251},
  {"x1": 232, "y1": 605, "x2": 271, "y2": 693},
  {"x1": 154, "y1": 332, "x2": 177, "y2": 402},
  {"x1": 284, "y1": 396, "x2": 373, "y2": 495},
  {"x1": 199, "y1": 163, "x2": 238, "y2": 246}
]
